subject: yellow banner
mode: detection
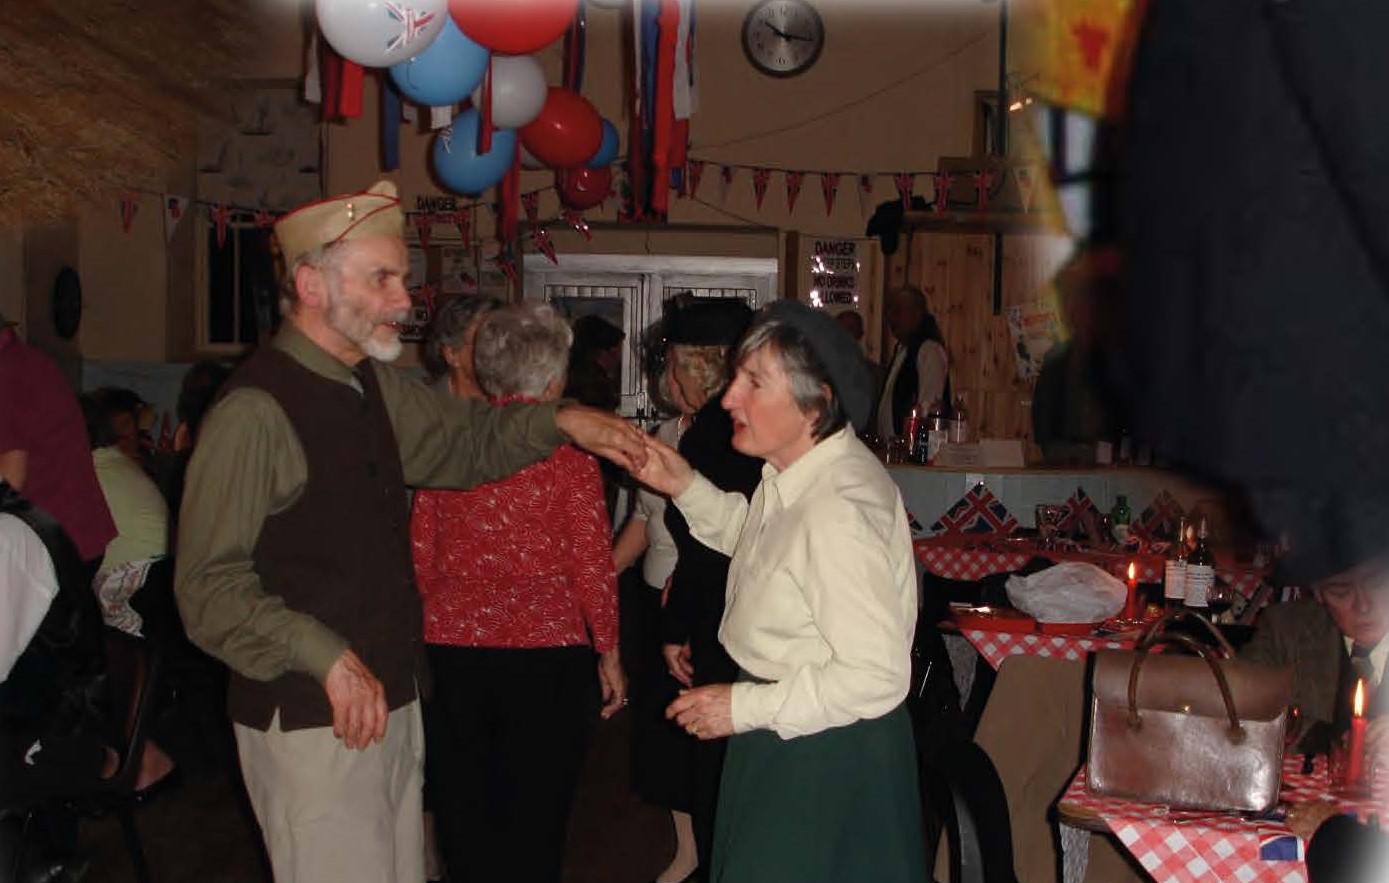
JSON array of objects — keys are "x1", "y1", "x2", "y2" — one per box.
[{"x1": 1016, "y1": 0, "x2": 1147, "y2": 119}]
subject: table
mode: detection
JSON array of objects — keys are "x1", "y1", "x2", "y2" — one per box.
[
  {"x1": 915, "y1": 534, "x2": 1269, "y2": 600},
  {"x1": 958, "y1": 627, "x2": 1136, "y2": 670},
  {"x1": 1056, "y1": 755, "x2": 1388, "y2": 883}
]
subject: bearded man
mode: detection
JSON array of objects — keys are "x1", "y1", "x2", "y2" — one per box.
[{"x1": 174, "y1": 181, "x2": 644, "y2": 883}]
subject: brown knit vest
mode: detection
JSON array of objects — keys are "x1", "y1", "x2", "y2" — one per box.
[{"x1": 222, "y1": 347, "x2": 423, "y2": 731}]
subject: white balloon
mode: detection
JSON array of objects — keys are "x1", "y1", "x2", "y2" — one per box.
[
  {"x1": 519, "y1": 145, "x2": 548, "y2": 170},
  {"x1": 472, "y1": 55, "x2": 548, "y2": 129},
  {"x1": 316, "y1": 0, "x2": 448, "y2": 68}
]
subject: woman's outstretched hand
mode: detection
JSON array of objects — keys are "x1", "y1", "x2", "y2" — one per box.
[{"x1": 631, "y1": 435, "x2": 695, "y2": 498}]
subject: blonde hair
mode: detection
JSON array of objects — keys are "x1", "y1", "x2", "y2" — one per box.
[{"x1": 671, "y1": 344, "x2": 730, "y2": 403}]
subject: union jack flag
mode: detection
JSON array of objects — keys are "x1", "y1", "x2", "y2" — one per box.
[
  {"x1": 1057, "y1": 486, "x2": 1096, "y2": 534},
  {"x1": 928, "y1": 483, "x2": 1018, "y2": 536},
  {"x1": 384, "y1": 3, "x2": 437, "y2": 53},
  {"x1": 1134, "y1": 490, "x2": 1184, "y2": 541}
]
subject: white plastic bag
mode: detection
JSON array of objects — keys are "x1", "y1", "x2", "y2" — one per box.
[{"x1": 1005, "y1": 562, "x2": 1127, "y2": 623}]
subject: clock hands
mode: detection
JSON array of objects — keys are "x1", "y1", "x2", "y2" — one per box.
[{"x1": 761, "y1": 20, "x2": 814, "y2": 42}]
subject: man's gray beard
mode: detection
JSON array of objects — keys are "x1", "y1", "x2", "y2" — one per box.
[
  {"x1": 360, "y1": 333, "x2": 403, "y2": 362},
  {"x1": 325, "y1": 285, "x2": 403, "y2": 362}
]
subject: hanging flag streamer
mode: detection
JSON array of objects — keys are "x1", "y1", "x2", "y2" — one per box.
[
  {"x1": 211, "y1": 203, "x2": 232, "y2": 247},
  {"x1": 857, "y1": 174, "x2": 875, "y2": 219},
  {"x1": 893, "y1": 172, "x2": 915, "y2": 211},
  {"x1": 532, "y1": 226, "x2": 559, "y2": 264},
  {"x1": 162, "y1": 194, "x2": 187, "y2": 242},
  {"x1": 784, "y1": 171, "x2": 804, "y2": 214},
  {"x1": 415, "y1": 213, "x2": 433, "y2": 248},
  {"x1": 120, "y1": 193, "x2": 139, "y2": 234},
  {"x1": 719, "y1": 165, "x2": 737, "y2": 204},
  {"x1": 685, "y1": 159, "x2": 705, "y2": 198},
  {"x1": 932, "y1": 172, "x2": 953, "y2": 214},
  {"x1": 819, "y1": 173, "x2": 840, "y2": 217},
  {"x1": 521, "y1": 191, "x2": 540, "y2": 225},
  {"x1": 1014, "y1": 166, "x2": 1037, "y2": 212},
  {"x1": 751, "y1": 167, "x2": 771, "y2": 209},
  {"x1": 973, "y1": 171, "x2": 993, "y2": 210},
  {"x1": 563, "y1": 210, "x2": 593, "y2": 241}
]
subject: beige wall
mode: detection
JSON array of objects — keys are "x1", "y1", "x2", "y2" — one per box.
[{"x1": 49, "y1": 0, "x2": 1001, "y2": 362}]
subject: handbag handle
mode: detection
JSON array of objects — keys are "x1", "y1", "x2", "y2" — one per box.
[
  {"x1": 1135, "y1": 609, "x2": 1236, "y2": 658},
  {"x1": 1125, "y1": 631, "x2": 1247, "y2": 743}
]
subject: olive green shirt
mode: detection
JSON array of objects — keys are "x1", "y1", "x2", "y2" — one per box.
[{"x1": 174, "y1": 326, "x2": 566, "y2": 684}]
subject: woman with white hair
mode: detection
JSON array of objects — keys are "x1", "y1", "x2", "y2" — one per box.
[{"x1": 410, "y1": 303, "x2": 626, "y2": 883}]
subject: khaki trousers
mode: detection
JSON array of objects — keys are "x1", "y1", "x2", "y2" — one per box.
[{"x1": 235, "y1": 700, "x2": 425, "y2": 883}]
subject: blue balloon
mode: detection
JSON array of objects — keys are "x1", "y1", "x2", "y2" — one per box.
[
  {"x1": 586, "y1": 119, "x2": 620, "y2": 168},
  {"x1": 389, "y1": 19, "x2": 489, "y2": 108},
  {"x1": 432, "y1": 109, "x2": 517, "y2": 195}
]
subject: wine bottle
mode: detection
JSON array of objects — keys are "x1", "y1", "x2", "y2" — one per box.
[
  {"x1": 1163, "y1": 517, "x2": 1188, "y2": 610},
  {"x1": 1184, "y1": 517, "x2": 1215, "y2": 609}
]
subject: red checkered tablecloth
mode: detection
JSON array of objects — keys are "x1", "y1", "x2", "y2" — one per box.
[
  {"x1": 914, "y1": 537, "x2": 1268, "y2": 599},
  {"x1": 960, "y1": 628, "x2": 1135, "y2": 669},
  {"x1": 1058, "y1": 756, "x2": 1389, "y2": 883}
]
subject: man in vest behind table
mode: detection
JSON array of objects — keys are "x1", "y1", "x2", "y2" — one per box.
[
  {"x1": 174, "y1": 181, "x2": 646, "y2": 883},
  {"x1": 874, "y1": 285, "x2": 951, "y2": 443}
]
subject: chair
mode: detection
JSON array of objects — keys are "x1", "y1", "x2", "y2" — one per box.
[
  {"x1": 918, "y1": 737, "x2": 1021, "y2": 883},
  {"x1": 4, "y1": 641, "x2": 163, "y2": 883}
]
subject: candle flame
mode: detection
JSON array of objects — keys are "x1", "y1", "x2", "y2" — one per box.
[
  {"x1": 1355, "y1": 678, "x2": 1366, "y2": 718},
  {"x1": 1127, "y1": 562, "x2": 1136, "y2": 581}
]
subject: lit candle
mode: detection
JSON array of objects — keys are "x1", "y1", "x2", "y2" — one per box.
[
  {"x1": 1124, "y1": 561, "x2": 1141, "y2": 619},
  {"x1": 1347, "y1": 678, "x2": 1368, "y2": 786}
]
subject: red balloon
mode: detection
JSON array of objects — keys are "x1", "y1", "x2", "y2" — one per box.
[
  {"x1": 449, "y1": 0, "x2": 578, "y2": 55},
  {"x1": 520, "y1": 88, "x2": 603, "y2": 169},
  {"x1": 557, "y1": 166, "x2": 612, "y2": 210}
]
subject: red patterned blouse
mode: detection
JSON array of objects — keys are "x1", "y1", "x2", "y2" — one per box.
[{"x1": 410, "y1": 443, "x2": 618, "y2": 652}]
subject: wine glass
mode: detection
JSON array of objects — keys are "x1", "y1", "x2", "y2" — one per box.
[{"x1": 1206, "y1": 579, "x2": 1236, "y2": 623}]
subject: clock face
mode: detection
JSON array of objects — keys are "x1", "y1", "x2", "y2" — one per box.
[{"x1": 741, "y1": 0, "x2": 825, "y2": 78}]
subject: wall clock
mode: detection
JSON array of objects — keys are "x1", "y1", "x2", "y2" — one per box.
[
  {"x1": 741, "y1": 0, "x2": 825, "y2": 78},
  {"x1": 51, "y1": 266, "x2": 82, "y2": 340}
]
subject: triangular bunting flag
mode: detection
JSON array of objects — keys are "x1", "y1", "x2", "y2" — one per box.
[
  {"x1": 928, "y1": 483, "x2": 1019, "y2": 536},
  {"x1": 719, "y1": 165, "x2": 736, "y2": 204},
  {"x1": 416, "y1": 282, "x2": 437, "y2": 319},
  {"x1": 857, "y1": 174, "x2": 875, "y2": 219},
  {"x1": 521, "y1": 191, "x2": 540, "y2": 225},
  {"x1": 1058, "y1": 486, "x2": 1097, "y2": 535},
  {"x1": 820, "y1": 172, "x2": 840, "y2": 217},
  {"x1": 162, "y1": 194, "x2": 187, "y2": 243},
  {"x1": 686, "y1": 159, "x2": 705, "y2": 199},
  {"x1": 415, "y1": 213, "x2": 433, "y2": 248},
  {"x1": 932, "y1": 172, "x2": 953, "y2": 214},
  {"x1": 784, "y1": 171, "x2": 804, "y2": 214},
  {"x1": 973, "y1": 171, "x2": 993, "y2": 210},
  {"x1": 120, "y1": 193, "x2": 139, "y2": 234},
  {"x1": 532, "y1": 226, "x2": 559, "y2": 264},
  {"x1": 211, "y1": 204, "x2": 232, "y2": 248},
  {"x1": 453, "y1": 208, "x2": 472, "y2": 244},
  {"x1": 751, "y1": 167, "x2": 771, "y2": 210},
  {"x1": 893, "y1": 172, "x2": 915, "y2": 211},
  {"x1": 1014, "y1": 165, "x2": 1037, "y2": 212}
]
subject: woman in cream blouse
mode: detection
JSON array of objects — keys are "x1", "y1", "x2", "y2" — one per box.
[{"x1": 633, "y1": 301, "x2": 924, "y2": 883}]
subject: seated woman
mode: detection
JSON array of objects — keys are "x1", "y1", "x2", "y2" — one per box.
[
  {"x1": 79, "y1": 389, "x2": 177, "y2": 797},
  {"x1": 634, "y1": 301, "x2": 925, "y2": 883},
  {"x1": 410, "y1": 303, "x2": 626, "y2": 883}
]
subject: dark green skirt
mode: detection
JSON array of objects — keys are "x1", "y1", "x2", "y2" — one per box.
[{"x1": 711, "y1": 704, "x2": 926, "y2": 883}]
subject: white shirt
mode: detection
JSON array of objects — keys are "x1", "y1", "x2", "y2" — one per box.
[
  {"x1": 635, "y1": 416, "x2": 685, "y2": 589},
  {"x1": 0, "y1": 512, "x2": 59, "y2": 683},
  {"x1": 672, "y1": 427, "x2": 917, "y2": 739},
  {"x1": 876, "y1": 339, "x2": 949, "y2": 440}
]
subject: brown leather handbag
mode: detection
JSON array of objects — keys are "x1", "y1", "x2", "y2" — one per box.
[{"x1": 1087, "y1": 611, "x2": 1293, "y2": 812}]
